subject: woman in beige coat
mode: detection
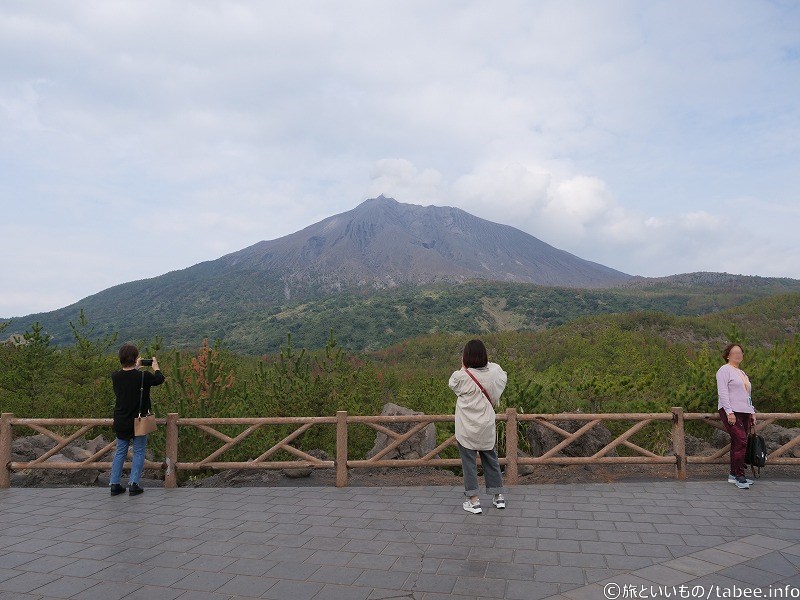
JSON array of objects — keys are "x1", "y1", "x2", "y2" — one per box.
[{"x1": 449, "y1": 339, "x2": 508, "y2": 514}]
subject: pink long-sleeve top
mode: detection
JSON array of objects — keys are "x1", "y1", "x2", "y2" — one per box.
[{"x1": 716, "y1": 364, "x2": 754, "y2": 415}]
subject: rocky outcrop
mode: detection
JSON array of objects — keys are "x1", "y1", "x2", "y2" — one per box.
[
  {"x1": 10, "y1": 434, "x2": 160, "y2": 486},
  {"x1": 365, "y1": 403, "x2": 437, "y2": 461},
  {"x1": 759, "y1": 424, "x2": 800, "y2": 457}
]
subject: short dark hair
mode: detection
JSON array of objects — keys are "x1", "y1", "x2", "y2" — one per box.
[
  {"x1": 722, "y1": 343, "x2": 743, "y2": 362},
  {"x1": 462, "y1": 339, "x2": 488, "y2": 368},
  {"x1": 119, "y1": 343, "x2": 139, "y2": 367}
]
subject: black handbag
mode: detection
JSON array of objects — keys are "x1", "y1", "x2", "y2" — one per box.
[{"x1": 744, "y1": 432, "x2": 766, "y2": 477}]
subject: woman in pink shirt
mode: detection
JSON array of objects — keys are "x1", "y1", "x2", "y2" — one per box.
[{"x1": 716, "y1": 343, "x2": 756, "y2": 489}]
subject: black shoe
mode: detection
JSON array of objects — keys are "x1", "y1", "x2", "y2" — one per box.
[
  {"x1": 128, "y1": 483, "x2": 144, "y2": 496},
  {"x1": 110, "y1": 484, "x2": 125, "y2": 496}
]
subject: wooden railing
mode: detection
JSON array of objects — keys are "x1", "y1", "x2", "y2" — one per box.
[{"x1": 2, "y1": 409, "x2": 799, "y2": 488}]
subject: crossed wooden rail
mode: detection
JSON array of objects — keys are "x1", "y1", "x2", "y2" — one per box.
[{"x1": 2, "y1": 409, "x2": 799, "y2": 488}]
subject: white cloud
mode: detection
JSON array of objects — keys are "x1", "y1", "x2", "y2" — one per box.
[{"x1": 1, "y1": 1, "x2": 799, "y2": 316}]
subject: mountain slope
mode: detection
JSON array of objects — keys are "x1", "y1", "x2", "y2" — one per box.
[{"x1": 218, "y1": 195, "x2": 631, "y2": 292}]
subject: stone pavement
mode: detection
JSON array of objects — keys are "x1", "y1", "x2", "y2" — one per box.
[{"x1": 1, "y1": 480, "x2": 799, "y2": 600}]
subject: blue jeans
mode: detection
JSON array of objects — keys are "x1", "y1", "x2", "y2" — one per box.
[{"x1": 110, "y1": 436, "x2": 147, "y2": 485}]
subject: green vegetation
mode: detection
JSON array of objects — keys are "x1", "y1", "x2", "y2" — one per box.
[
  {"x1": 8, "y1": 277, "x2": 800, "y2": 354},
  {"x1": 2, "y1": 293, "x2": 799, "y2": 479}
]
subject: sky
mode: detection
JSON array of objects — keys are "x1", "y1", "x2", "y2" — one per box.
[{"x1": 1, "y1": 1, "x2": 799, "y2": 318}]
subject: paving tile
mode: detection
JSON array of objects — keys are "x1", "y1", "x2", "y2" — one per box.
[
  {"x1": 391, "y1": 556, "x2": 441, "y2": 573},
  {"x1": 15, "y1": 555, "x2": 76, "y2": 573},
  {"x1": 579, "y1": 541, "x2": 626, "y2": 556},
  {"x1": 50, "y1": 558, "x2": 109, "y2": 578},
  {"x1": 83, "y1": 562, "x2": 152, "y2": 583},
  {"x1": 717, "y1": 541, "x2": 774, "y2": 559},
  {"x1": 634, "y1": 564, "x2": 697, "y2": 585},
  {"x1": 108, "y1": 584, "x2": 184, "y2": 600},
  {"x1": 451, "y1": 575, "x2": 506, "y2": 598},
  {"x1": 0, "y1": 570, "x2": 60, "y2": 593},
  {"x1": 264, "y1": 560, "x2": 320, "y2": 581},
  {"x1": 662, "y1": 556, "x2": 722, "y2": 576},
  {"x1": 313, "y1": 583, "x2": 373, "y2": 600},
  {"x1": 744, "y1": 535, "x2": 796, "y2": 551},
  {"x1": 261, "y1": 578, "x2": 324, "y2": 599},
  {"x1": 0, "y1": 551, "x2": 39, "y2": 569},
  {"x1": 739, "y1": 552, "x2": 799, "y2": 577},
  {"x1": 77, "y1": 582, "x2": 145, "y2": 600},
  {"x1": 346, "y1": 553, "x2": 397, "y2": 570},
  {"x1": 505, "y1": 579, "x2": 561, "y2": 600},
  {"x1": 308, "y1": 565, "x2": 364, "y2": 586},
  {"x1": 220, "y1": 557, "x2": 276, "y2": 576},
  {"x1": 718, "y1": 563, "x2": 791, "y2": 587},
  {"x1": 128, "y1": 566, "x2": 189, "y2": 586},
  {"x1": 180, "y1": 554, "x2": 237, "y2": 572},
  {"x1": 172, "y1": 569, "x2": 234, "y2": 591},
  {"x1": 534, "y1": 565, "x2": 586, "y2": 584},
  {"x1": 354, "y1": 567, "x2": 410, "y2": 589},
  {"x1": 403, "y1": 572, "x2": 458, "y2": 593},
  {"x1": 25, "y1": 574, "x2": 100, "y2": 598},
  {"x1": 558, "y1": 552, "x2": 606, "y2": 568},
  {"x1": 214, "y1": 573, "x2": 277, "y2": 596}
]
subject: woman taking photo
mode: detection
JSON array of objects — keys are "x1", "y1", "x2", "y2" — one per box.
[
  {"x1": 449, "y1": 339, "x2": 507, "y2": 514},
  {"x1": 716, "y1": 343, "x2": 756, "y2": 490},
  {"x1": 109, "y1": 344, "x2": 165, "y2": 496}
]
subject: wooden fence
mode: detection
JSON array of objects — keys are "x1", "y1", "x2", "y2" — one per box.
[{"x1": 2, "y1": 409, "x2": 799, "y2": 489}]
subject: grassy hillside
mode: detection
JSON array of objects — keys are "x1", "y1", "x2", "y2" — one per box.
[{"x1": 8, "y1": 277, "x2": 800, "y2": 355}]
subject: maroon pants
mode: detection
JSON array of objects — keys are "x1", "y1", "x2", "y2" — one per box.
[{"x1": 719, "y1": 408, "x2": 752, "y2": 477}]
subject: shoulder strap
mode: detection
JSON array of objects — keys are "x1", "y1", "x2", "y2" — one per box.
[
  {"x1": 138, "y1": 370, "x2": 146, "y2": 417},
  {"x1": 464, "y1": 369, "x2": 493, "y2": 405}
]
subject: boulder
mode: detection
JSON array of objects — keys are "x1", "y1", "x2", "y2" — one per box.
[
  {"x1": 759, "y1": 424, "x2": 800, "y2": 457},
  {"x1": 514, "y1": 449, "x2": 537, "y2": 476},
  {"x1": 667, "y1": 434, "x2": 715, "y2": 457},
  {"x1": 20, "y1": 453, "x2": 100, "y2": 487},
  {"x1": 525, "y1": 416, "x2": 617, "y2": 458},
  {"x1": 365, "y1": 403, "x2": 437, "y2": 461},
  {"x1": 11, "y1": 434, "x2": 56, "y2": 462}
]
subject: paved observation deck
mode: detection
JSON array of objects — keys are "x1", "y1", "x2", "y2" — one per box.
[{"x1": 1, "y1": 481, "x2": 799, "y2": 600}]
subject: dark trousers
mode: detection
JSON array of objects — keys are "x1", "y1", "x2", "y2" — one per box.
[
  {"x1": 719, "y1": 408, "x2": 751, "y2": 477},
  {"x1": 457, "y1": 442, "x2": 504, "y2": 497}
]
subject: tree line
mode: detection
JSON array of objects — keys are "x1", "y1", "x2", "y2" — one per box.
[{"x1": 2, "y1": 303, "x2": 798, "y2": 475}]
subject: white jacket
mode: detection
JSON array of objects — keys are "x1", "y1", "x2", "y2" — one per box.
[{"x1": 449, "y1": 362, "x2": 508, "y2": 451}]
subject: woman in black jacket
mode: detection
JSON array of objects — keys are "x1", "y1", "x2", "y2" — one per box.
[{"x1": 109, "y1": 344, "x2": 165, "y2": 496}]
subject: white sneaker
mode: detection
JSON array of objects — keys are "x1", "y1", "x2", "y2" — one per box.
[
  {"x1": 463, "y1": 499, "x2": 482, "y2": 514},
  {"x1": 731, "y1": 475, "x2": 751, "y2": 489},
  {"x1": 728, "y1": 474, "x2": 754, "y2": 485},
  {"x1": 492, "y1": 494, "x2": 506, "y2": 509}
]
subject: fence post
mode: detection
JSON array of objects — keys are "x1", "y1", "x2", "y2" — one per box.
[
  {"x1": 0, "y1": 413, "x2": 11, "y2": 489},
  {"x1": 165, "y1": 413, "x2": 178, "y2": 489},
  {"x1": 672, "y1": 407, "x2": 687, "y2": 481},
  {"x1": 336, "y1": 411, "x2": 348, "y2": 487},
  {"x1": 505, "y1": 408, "x2": 519, "y2": 485}
]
